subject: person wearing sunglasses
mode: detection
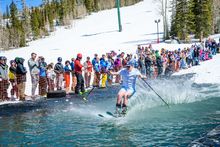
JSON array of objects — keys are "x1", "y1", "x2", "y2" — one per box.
[{"x1": 110, "y1": 60, "x2": 146, "y2": 116}]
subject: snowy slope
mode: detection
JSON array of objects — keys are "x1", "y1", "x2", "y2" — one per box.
[
  {"x1": 174, "y1": 34, "x2": 220, "y2": 84},
  {"x1": 174, "y1": 54, "x2": 220, "y2": 84}
]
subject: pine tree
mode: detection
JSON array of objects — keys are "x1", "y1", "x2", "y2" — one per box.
[
  {"x1": 192, "y1": 0, "x2": 213, "y2": 38},
  {"x1": 9, "y1": 1, "x2": 21, "y2": 47},
  {"x1": 171, "y1": 0, "x2": 214, "y2": 40},
  {"x1": 85, "y1": 0, "x2": 94, "y2": 13},
  {"x1": 31, "y1": 8, "x2": 40, "y2": 39},
  {"x1": 10, "y1": 1, "x2": 20, "y2": 29},
  {"x1": 171, "y1": 0, "x2": 190, "y2": 40}
]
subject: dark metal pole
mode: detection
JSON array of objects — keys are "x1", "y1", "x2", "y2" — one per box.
[
  {"x1": 157, "y1": 22, "x2": 159, "y2": 43},
  {"x1": 116, "y1": 0, "x2": 122, "y2": 32},
  {"x1": 155, "y1": 19, "x2": 160, "y2": 43}
]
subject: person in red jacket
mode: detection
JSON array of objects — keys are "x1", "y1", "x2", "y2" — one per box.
[{"x1": 74, "y1": 53, "x2": 85, "y2": 94}]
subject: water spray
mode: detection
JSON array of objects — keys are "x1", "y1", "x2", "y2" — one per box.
[{"x1": 141, "y1": 78, "x2": 170, "y2": 108}]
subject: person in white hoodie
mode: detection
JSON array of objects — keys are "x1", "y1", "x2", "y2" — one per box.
[{"x1": 28, "y1": 53, "x2": 40, "y2": 98}]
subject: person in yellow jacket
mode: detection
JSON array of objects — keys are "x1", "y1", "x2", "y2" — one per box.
[{"x1": 9, "y1": 60, "x2": 18, "y2": 100}]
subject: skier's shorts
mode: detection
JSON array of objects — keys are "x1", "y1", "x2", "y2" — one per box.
[{"x1": 119, "y1": 87, "x2": 135, "y2": 98}]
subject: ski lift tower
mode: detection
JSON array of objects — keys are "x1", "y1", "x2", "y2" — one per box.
[{"x1": 116, "y1": 0, "x2": 122, "y2": 32}]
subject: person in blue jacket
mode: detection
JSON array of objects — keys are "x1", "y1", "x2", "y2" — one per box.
[
  {"x1": 39, "y1": 56, "x2": 47, "y2": 96},
  {"x1": 92, "y1": 54, "x2": 101, "y2": 87},
  {"x1": 100, "y1": 54, "x2": 108, "y2": 88}
]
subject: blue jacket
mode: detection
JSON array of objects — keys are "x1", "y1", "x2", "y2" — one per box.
[
  {"x1": 100, "y1": 58, "x2": 107, "y2": 69},
  {"x1": 64, "y1": 65, "x2": 71, "y2": 72},
  {"x1": 106, "y1": 60, "x2": 113, "y2": 70},
  {"x1": 70, "y1": 62, "x2": 74, "y2": 71},
  {"x1": 39, "y1": 62, "x2": 47, "y2": 77},
  {"x1": 93, "y1": 62, "x2": 100, "y2": 72}
]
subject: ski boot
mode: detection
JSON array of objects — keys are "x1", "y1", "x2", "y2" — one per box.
[{"x1": 121, "y1": 106, "x2": 128, "y2": 117}]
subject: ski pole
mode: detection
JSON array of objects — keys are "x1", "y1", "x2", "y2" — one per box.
[
  {"x1": 83, "y1": 87, "x2": 95, "y2": 101},
  {"x1": 141, "y1": 78, "x2": 170, "y2": 108}
]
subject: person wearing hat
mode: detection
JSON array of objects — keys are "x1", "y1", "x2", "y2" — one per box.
[
  {"x1": 15, "y1": 57, "x2": 27, "y2": 101},
  {"x1": 28, "y1": 53, "x2": 40, "y2": 98},
  {"x1": 54, "y1": 57, "x2": 64, "y2": 90},
  {"x1": 0, "y1": 56, "x2": 9, "y2": 101},
  {"x1": 9, "y1": 60, "x2": 18, "y2": 100},
  {"x1": 110, "y1": 60, "x2": 145, "y2": 116},
  {"x1": 74, "y1": 53, "x2": 85, "y2": 94}
]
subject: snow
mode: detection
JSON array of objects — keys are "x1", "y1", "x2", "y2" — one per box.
[
  {"x1": 0, "y1": 0, "x2": 219, "y2": 96},
  {"x1": 174, "y1": 54, "x2": 220, "y2": 84}
]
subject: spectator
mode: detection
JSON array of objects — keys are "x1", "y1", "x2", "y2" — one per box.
[
  {"x1": 64, "y1": 60, "x2": 71, "y2": 94},
  {"x1": 84, "y1": 57, "x2": 93, "y2": 88},
  {"x1": 0, "y1": 56, "x2": 9, "y2": 101},
  {"x1": 15, "y1": 57, "x2": 27, "y2": 101},
  {"x1": 46, "y1": 63, "x2": 55, "y2": 92},
  {"x1": 100, "y1": 54, "x2": 108, "y2": 88},
  {"x1": 70, "y1": 58, "x2": 77, "y2": 92},
  {"x1": 39, "y1": 56, "x2": 47, "y2": 97},
  {"x1": 9, "y1": 60, "x2": 18, "y2": 100},
  {"x1": 74, "y1": 53, "x2": 85, "y2": 94},
  {"x1": 28, "y1": 53, "x2": 40, "y2": 98},
  {"x1": 54, "y1": 57, "x2": 64, "y2": 90},
  {"x1": 92, "y1": 54, "x2": 100, "y2": 87}
]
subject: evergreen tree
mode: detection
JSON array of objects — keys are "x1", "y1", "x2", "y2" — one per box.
[
  {"x1": 10, "y1": 1, "x2": 20, "y2": 29},
  {"x1": 31, "y1": 8, "x2": 40, "y2": 39},
  {"x1": 171, "y1": 0, "x2": 213, "y2": 39},
  {"x1": 171, "y1": 0, "x2": 190, "y2": 40},
  {"x1": 9, "y1": 1, "x2": 21, "y2": 47},
  {"x1": 85, "y1": 0, "x2": 94, "y2": 13}
]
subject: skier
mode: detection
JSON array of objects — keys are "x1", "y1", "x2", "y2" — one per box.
[{"x1": 110, "y1": 60, "x2": 145, "y2": 115}]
